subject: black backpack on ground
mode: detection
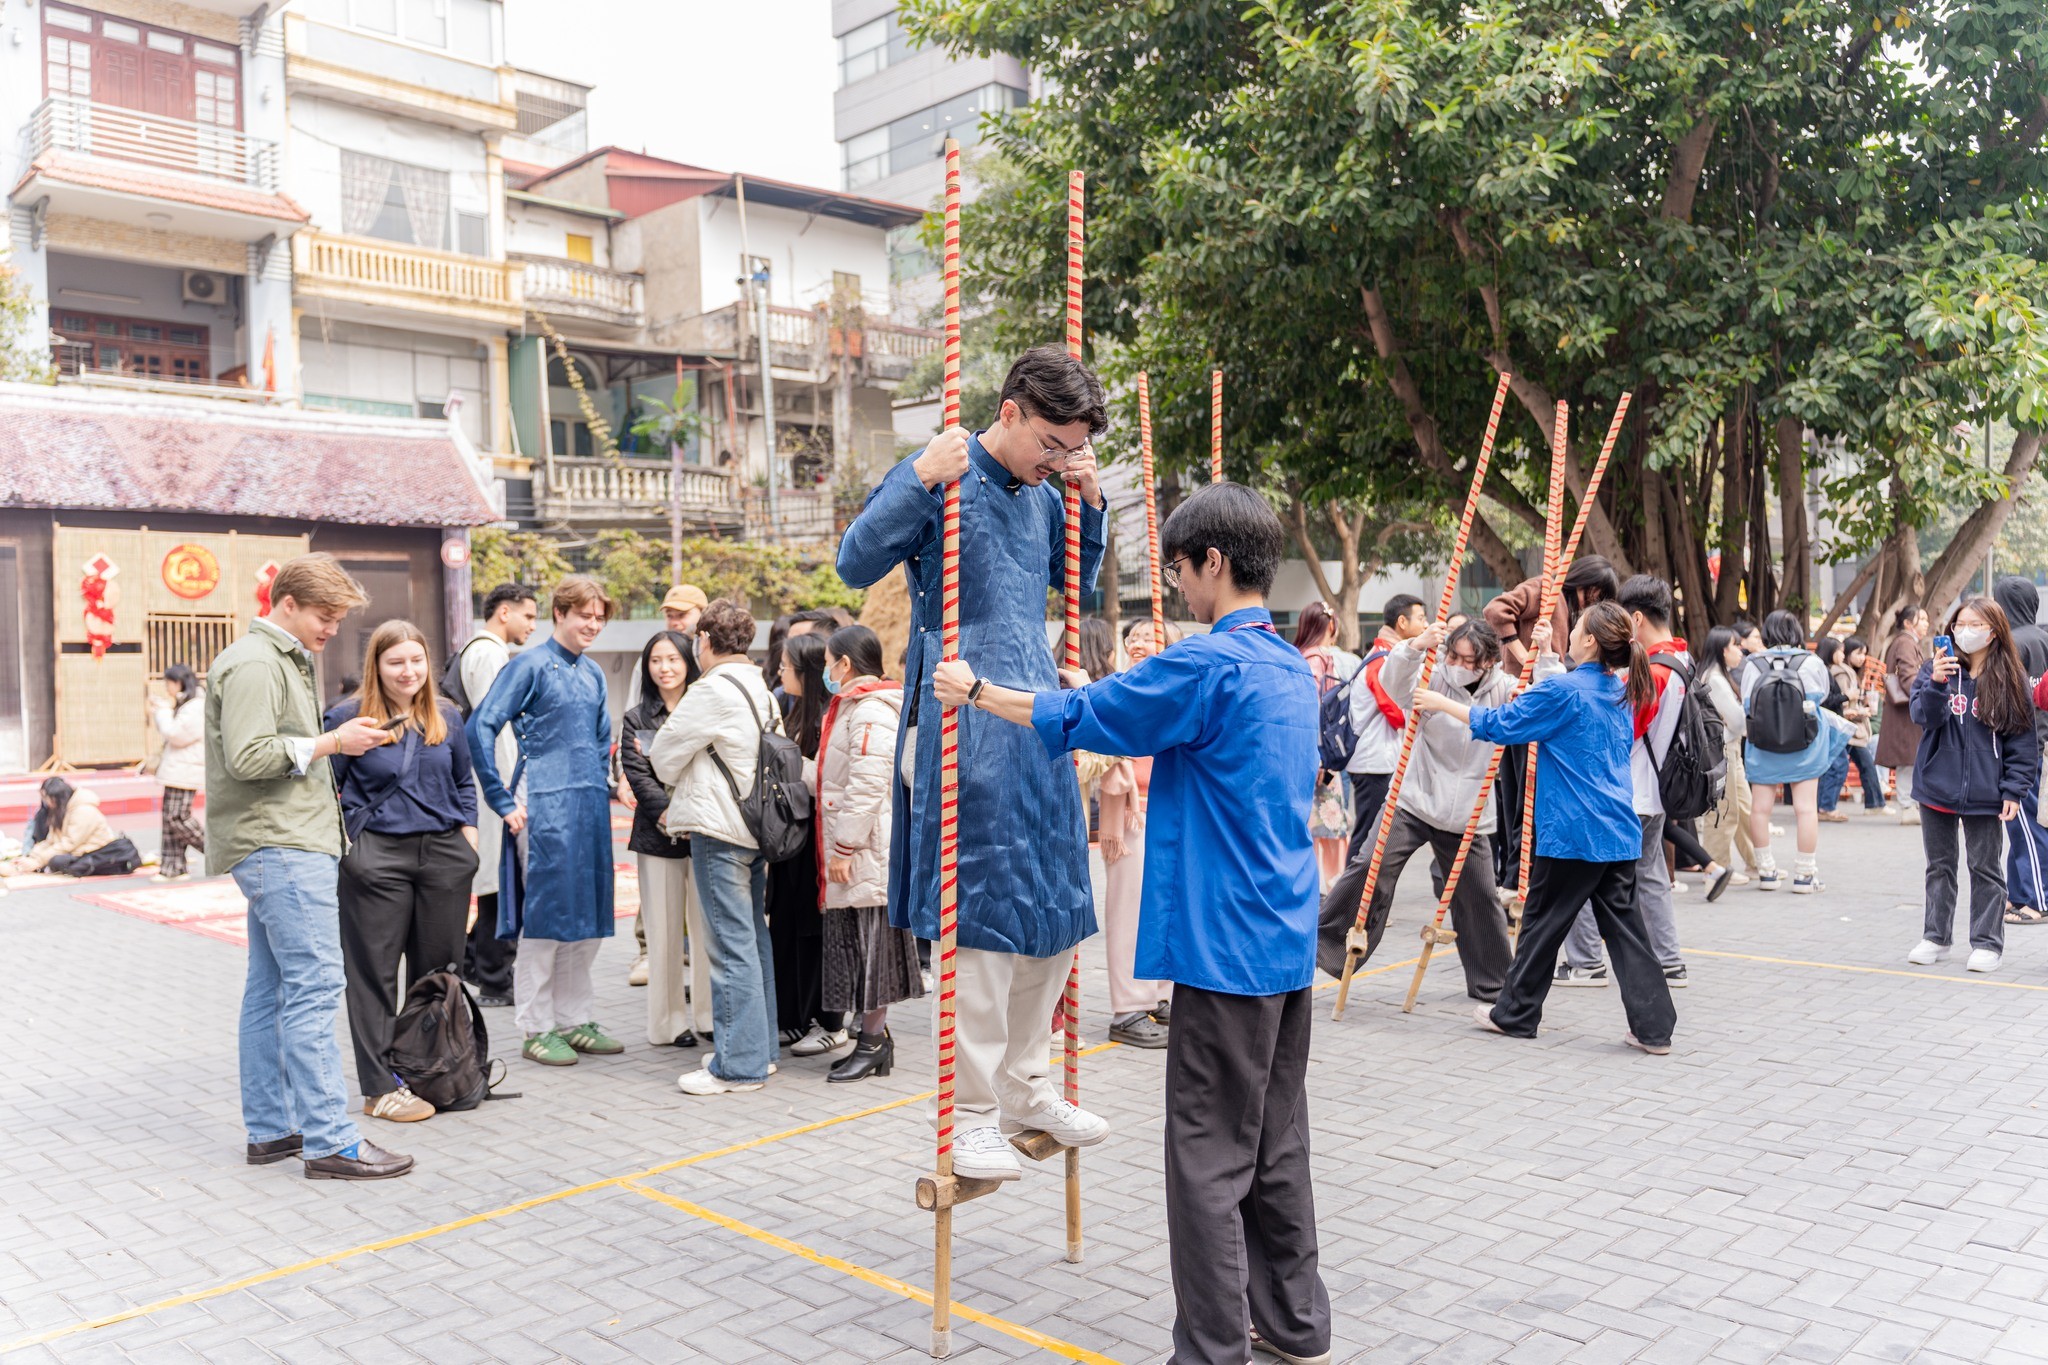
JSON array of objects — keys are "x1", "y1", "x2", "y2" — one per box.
[
  {"x1": 390, "y1": 968, "x2": 515, "y2": 1111},
  {"x1": 1747, "y1": 650, "x2": 1819, "y2": 754},
  {"x1": 1317, "y1": 652, "x2": 1378, "y2": 772},
  {"x1": 1651, "y1": 654, "x2": 1726, "y2": 821},
  {"x1": 708, "y1": 675, "x2": 814, "y2": 862}
]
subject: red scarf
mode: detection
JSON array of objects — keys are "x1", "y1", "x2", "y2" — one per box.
[
  {"x1": 813, "y1": 675, "x2": 902, "y2": 884},
  {"x1": 1361, "y1": 650, "x2": 1405, "y2": 732}
]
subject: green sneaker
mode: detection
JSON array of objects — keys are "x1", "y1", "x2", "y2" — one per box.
[
  {"x1": 523, "y1": 1031, "x2": 577, "y2": 1066},
  {"x1": 563, "y1": 1021, "x2": 624, "y2": 1055}
]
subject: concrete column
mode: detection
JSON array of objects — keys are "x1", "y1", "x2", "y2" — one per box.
[{"x1": 486, "y1": 335, "x2": 510, "y2": 455}]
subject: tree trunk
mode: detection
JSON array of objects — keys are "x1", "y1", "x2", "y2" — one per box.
[
  {"x1": 1745, "y1": 404, "x2": 1779, "y2": 616},
  {"x1": 1816, "y1": 553, "x2": 1881, "y2": 640},
  {"x1": 1640, "y1": 464, "x2": 1669, "y2": 580},
  {"x1": 1857, "y1": 472, "x2": 1923, "y2": 641},
  {"x1": 1102, "y1": 514, "x2": 1122, "y2": 644},
  {"x1": 1774, "y1": 417, "x2": 1814, "y2": 617},
  {"x1": 1662, "y1": 470, "x2": 1713, "y2": 644},
  {"x1": 1712, "y1": 411, "x2": 1747, "y2": 622},
  {"x1": 1920, "y1": 430, "x2": 2044, "y2": 611},
  {"x1": 1327, "y1": 504, "x2": 1366, "y2": 652}
]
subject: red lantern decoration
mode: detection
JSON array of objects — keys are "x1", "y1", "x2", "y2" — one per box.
[
  {"x1": 80, "y1": 553, "x2": 118, "y2": 660},
  {"x1": 254, "y1": 560, "x2": 280, "y2": 615}
]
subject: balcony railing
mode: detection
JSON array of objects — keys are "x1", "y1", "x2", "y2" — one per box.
[
  {"x1": 27, "y1": 97, "x2": 280, "y2": 192},
  {"x1": 515, "y1": 256, "x2": 643, "y2": 326},
  {"x1": 294, "y1": 230, "x2": 522, "y2": 319},
  {"x1": 539, "y1": 457, "x2": 738, "y2": 520}
]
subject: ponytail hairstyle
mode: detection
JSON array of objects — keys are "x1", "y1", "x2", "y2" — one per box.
[
  {"x1": 1293, "y1": 599, "x2": 1336, "y2": 652},
  {"x1": 1579, "y1": 599, "x2": 1656, "y2": 713}
]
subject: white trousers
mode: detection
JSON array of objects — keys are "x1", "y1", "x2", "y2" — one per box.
[
  {"x1": 639, "y1": 853, "x2": 713, "y2": 1043},
  {"x1": 513, "y1": 936, "x2": 601, "y2": 1035},
  {"x1": 1103, "y1": 824, "x2": 1168, "y2": 1016},
  {"x1": 930, "y1": 944, "x2": 1072, "y2": 1133}
]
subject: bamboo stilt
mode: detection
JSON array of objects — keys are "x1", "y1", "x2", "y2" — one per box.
[{"x1": 1057, "y1": 166, "x2": 1085, "y2": 1268}]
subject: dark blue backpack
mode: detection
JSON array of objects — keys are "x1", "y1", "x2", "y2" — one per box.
[{"x1": 1317, "y1": 651, "x2": 1384, "y2": 772}]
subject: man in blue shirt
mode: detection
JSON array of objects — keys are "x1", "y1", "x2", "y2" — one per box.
[{"x1": 935, "y1": 483, "x2": 1331, "y2": 1365}]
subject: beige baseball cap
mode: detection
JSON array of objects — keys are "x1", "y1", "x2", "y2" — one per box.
[{"x1": 661, "y1": 584, "x2": 709, "y2": 612}]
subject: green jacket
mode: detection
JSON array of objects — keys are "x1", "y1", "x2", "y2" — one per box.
[{"x1": 204, "y1": 621, "x2": 343, "y2": 875}]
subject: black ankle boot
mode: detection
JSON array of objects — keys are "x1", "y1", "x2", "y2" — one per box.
[{"x1": 828, "y1": 1031, "x2": 892, "y2": 1083}]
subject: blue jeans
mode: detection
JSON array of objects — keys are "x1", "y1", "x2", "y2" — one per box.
[
  {"x1": 691, "y1": 833, "x2": 777, "y2": 1083},
  {"x1": 1817, "y1": 748, "x2": 1849, "y2": 812},
  {"x1": 232, "y1": 847, "x2": 358, "y2": 1159},
  {"x1": 1819, "y1": 744, "x2": 1885, "y2": 811}
]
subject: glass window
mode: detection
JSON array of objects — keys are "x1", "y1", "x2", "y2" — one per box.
[
  {"x1": 405, "y1": 0, "x2": 447, "y2": 48},
  {"x1": 195, "y1": 70, "x2": 237, "y2": 128},
  {"x1": 46, "y1": 36, "x2": 91, "y2": 98},
  {"x1": 102, "y1": 20, "x2": 140, "y2": 43},
  {"x1": 45, "y1": 7, "x2": 92, "y2": 32},
  {"x1": 194, "y1": 42, "x2": 237, "y2": 65},
  {"x1": 884, "y1": 84, "x2": 1024, "y2": 177},
  {"x1": 456, "y1": 211, "x2": 487, "y2": 256},
  {"x1": 842, "y1": 127, "x2": 888, "y2": 190},
  {"x1": 839, "y1": 17, "x2": 886, "y2": 85},
  {"x1": 343, "y1": 151, "x2": 450, "y2": 249},
  {"x1": 356, "y1": 0, "x2": 398, "y2": 34},
  {"x1": 145, "y1": 30, "x2": 183, "y2": 54}
]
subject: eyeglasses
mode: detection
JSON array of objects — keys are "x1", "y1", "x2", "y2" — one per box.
[
  {"x1": 1026, "y1": 417, "x2": 1088, "y2": 467},
  {"x1": 1163, "y1": 555, "x2": 1193, "y2": 590}
]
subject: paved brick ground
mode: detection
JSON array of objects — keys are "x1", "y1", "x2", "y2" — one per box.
[{"x1": 5, "y1": 810, "x2": 2048, "y2": 1363}]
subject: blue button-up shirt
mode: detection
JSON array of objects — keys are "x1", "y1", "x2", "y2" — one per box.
[
  {"x1": 1467, "y1": 664, "x2": 1639, "y2": 863},
  {"x1": 1031, "y1": 607, "x2": 1320, "y2": 996}
]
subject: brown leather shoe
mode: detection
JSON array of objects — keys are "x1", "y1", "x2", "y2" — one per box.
[
  {"x1": 245, "y1": 1134, "x2": 303, "y2": 1166},
  {"x1": 304, "y1": 1140, "x2": 415, "y2": 1181}
]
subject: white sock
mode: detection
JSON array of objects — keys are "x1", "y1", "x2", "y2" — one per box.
[
  {"x1": 1794, "y1": 854, "x2": 1817, "y2": 879},
  {"x1": 1755, "y1": 844, "x2": 1777, "y2": 872}
]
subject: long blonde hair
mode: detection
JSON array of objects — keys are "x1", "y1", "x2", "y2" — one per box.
[{"x1": 354, "y1": 619, "x2": 447, "y2": 746}]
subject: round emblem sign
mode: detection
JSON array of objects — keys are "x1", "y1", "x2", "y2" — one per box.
[
  {"x1": 441, "y1": 538, "x2": 470, "y2": 569},
  {"x1": 161, "y1": 543, "x2": 221, "y2": 600}
]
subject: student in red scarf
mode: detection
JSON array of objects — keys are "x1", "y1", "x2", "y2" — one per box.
[{"x1": 814, "y1": 624, "x2": 923, "y2": 1081}]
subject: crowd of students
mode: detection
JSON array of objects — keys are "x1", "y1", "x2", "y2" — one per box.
[{"x1": 1302, "y1": 564, "x2": 2048, "y2": 1013}]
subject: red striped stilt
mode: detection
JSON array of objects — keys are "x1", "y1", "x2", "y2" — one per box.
[
  {"x1": 1400, "y1": 392, "x2": 1633, "y2": 1010},
  {"x1": 1057, "y1": 165, "x2": 1086, "y2": 1266},
  {"x1": 1210, "y1": 367, "x2": 1223, "y2": 482},
  {"x1": 1330, "y1": 370, "x2": 1511, "y2": 1020},
  {"x1": 1138, "y1": 371, "x2": 1166, "y2": 643}
]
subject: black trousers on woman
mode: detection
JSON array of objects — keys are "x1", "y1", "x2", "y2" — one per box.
[
  {"x1": 339, "y1": 829, "x2": 478, "y2": 1098},
  {"x1": 767, "y1": 854, "x2": 827, "y2": 1033},
  {"x1": 1488, "y1": 853, "x2": 1677, "y2": 1047}
]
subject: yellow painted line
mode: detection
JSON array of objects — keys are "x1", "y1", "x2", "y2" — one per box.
[
  {"x1": 622, "y1": 1182, "x2": 1123, "y2": 1364},
  {"x1": 2, "y1": 1038, "x2": 1139, "y2": 1354},
  {"x1": 1685, "y1": 946, "x2": 2048, "y2": 993}
]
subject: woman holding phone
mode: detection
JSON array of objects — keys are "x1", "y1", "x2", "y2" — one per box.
[
  {"x1": 148, "y1": 663, "x2": 207, "y2": 880},
  {"x1": 324, "y1": 621, "x2": 478, "y2": 1123},
  {"x1": 619, "y1": 629, "x2": 709, "y2": 1048},
  {"x1": 1904, "y1": 598, "x2": 2040, "y2": 973}
]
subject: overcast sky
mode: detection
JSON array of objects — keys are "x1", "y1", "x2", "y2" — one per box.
[{"x1": 504, "y1": 0, "x2": 843, "y2": 189}]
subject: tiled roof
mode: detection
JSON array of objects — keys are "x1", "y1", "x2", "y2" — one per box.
[
  {"x1": 0, "y1": 383, "x2": 497, "y2": 527},
  {"x1": 18, "y1": 153, "x2": 311, "y2": 223}
]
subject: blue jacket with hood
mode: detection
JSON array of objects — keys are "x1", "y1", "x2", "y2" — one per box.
[{"x1": 1909, "y1": 662, "x2": 2040, "y2": 817}]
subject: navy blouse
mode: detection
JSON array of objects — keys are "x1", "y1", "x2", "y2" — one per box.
[{"x1": 324, "y1": 697, "x2": 479, "y2": 839}]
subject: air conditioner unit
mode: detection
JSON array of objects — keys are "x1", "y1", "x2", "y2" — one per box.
[{"x1": 182, "y1": 270, "x2": 229, "y2": 305}]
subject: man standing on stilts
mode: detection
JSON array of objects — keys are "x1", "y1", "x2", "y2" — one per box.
[
  {"x1": 936, "y1": 482, "x2": 1332, "y2": 1365},
  {"x1": 837, "y1": 344, "x2": 1110, "y2": 1185}
]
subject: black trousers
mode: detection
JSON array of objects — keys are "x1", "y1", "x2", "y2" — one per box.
[
  {"x1": 1490, "y1": 854, "x2": 1677, "y2": 1047},
  {"x1": 768, "y1": 855, "x2": 827, "y2": 1032},
  {"x1": 1495, "y1": 743, "x2": 1529, "y2": 889},
  {"x1": 1165, "y1": 984, "x2": 1330, "y2": 1365},
  {"x1": 48, "y1": 836, "x2": 141, "y2": 877},
  {"x1": 1345, "y1": 771, "x2": 1391, "y2": 864},
  {"x1": 463, "y1": 892, "x2": 517, "y2": 996},
  {"x1": 339, "y1": 829, "x2": 478, "y2": 1097},
  {"x1": 1316, "y1": 811, "x2": 1511, "y2": 1000},
  {"x1": 1666, "y1": 818, "x2": 1711, "y2": 871}
]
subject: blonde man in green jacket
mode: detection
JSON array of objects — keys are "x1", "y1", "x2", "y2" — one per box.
[{"x1": 206, "y1": 554, "x2": 412, "y2": 1181}]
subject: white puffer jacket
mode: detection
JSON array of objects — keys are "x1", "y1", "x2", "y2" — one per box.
[
  {"x1": 151, "y1": 691, "x2": 206, "y2": 791},
  {"x1": 817, "y1": 680, "x2": 902, "y2": 909},
  {"x1": 650, "y1": 661, "x2": 781, "y2": 851}
]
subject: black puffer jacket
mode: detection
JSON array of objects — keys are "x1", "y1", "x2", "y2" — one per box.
[
  {"x1": 620, "y1": 697, "x2": 690, "y2": 859},
  {"x1": 1992, "y1": 575, "x2": 2048, "y2": 751}
]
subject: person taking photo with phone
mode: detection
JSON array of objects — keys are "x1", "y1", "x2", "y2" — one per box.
[
  {"x1": 1904, "y1": 598, "x2": 2041, "y2": 974},
  {"x1": 325, "y1": 621, "x2": 478, "y2": 1123}
]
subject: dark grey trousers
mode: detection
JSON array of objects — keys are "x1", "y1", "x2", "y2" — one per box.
[
  {"x1": 339, "y1": 829, "x2": 477, "y2": 1097},
  {"x1": 1317, "y1": 812, "x2": 1511, "y2": 1000},
  {"x1": 1165, "y1": 984, "x2": 1330, "y2": 1365},
  {"x1": 1921, "y1": 808, "x2": 2007, "y2": 952}
]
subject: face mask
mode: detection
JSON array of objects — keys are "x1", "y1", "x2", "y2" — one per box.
[
  {"x1": 1953, "y1": 626, "x2": 1991, "y2": 655},
  {"x1": 1446, "y1": 665, "x2": 1483, "y2": 689},
  {"x1": 823, "y1": 669, "x2": 843, "y2": 696}
]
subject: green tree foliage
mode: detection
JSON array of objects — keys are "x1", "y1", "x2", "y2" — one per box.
[
  {"x1": 904, "y1": 0, "x2": 2048, "y2": 637},
  {"x1": 0, "y1": 251, "x2": 53, "y2": 384},
  {"x1": 476, "y1": 528, "x2": 867, "y2": 620},
  {"x1": 469, "y1": 528, "x2": 573, "y2": 599}
]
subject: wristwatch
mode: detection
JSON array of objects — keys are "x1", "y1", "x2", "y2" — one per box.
[{"x1": 967, "y1": 677, "x2": 988, "y2": 707}]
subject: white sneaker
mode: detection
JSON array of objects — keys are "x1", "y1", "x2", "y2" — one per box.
[
  {"x1": 1906, "y1": 940, "x2": 1950, "y2": 966},
  {"x1": 788, "y1": 1023, "x2": 852, "y2": 1057},
  {"x1": 628, "y1": 955, "x2": 649, "y2": 987},
  {"x1": 1900, "y1": 808, "x2": 1921, "y2": 826},
  {"x1": 676, "y1": 1066, "x2": 764, "y2": 1096},
  {"x1": 1671, "y1": 878, "x2": 1691, "y2": 894},
  {"x1": 1008, "y1": 1097, "x2": 1110, "y2": 1148},
  {"x1": 1968, "y1": 949, "x2": 2001, "y2": 973},
  {"x1": 951, "y1": 1125, "x2": 1022, "y2": 1182}
]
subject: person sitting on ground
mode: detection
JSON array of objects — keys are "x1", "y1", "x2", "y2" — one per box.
[
  {"x1": 1415, "y1": 603, "x2": 1679, "y2": 1055},
  {"x1": 1317, "y1": 617, "x2": 1515, "y2": 1003},
  {"x1": 1905, "y1": 597, "x2": 2040, "y2": 974},
  {"x1": 149, "y1": 663, "x2": 207, "y2": 881},
  {"x1": 4, "y1": 778, "x2": 141, "y2": 878}
]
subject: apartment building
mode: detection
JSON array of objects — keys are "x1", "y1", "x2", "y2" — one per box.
[{"x1": 830, "y1": 0, "x2": 1029, "y2": 300}]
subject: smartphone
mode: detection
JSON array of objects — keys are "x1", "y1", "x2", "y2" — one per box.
[
  {"x1": 378, "y1": 715, "x2": 408, "y2": 733},
  {"x1": 1932, "y1": 634, "x2": 1953, "y2": 655}
]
